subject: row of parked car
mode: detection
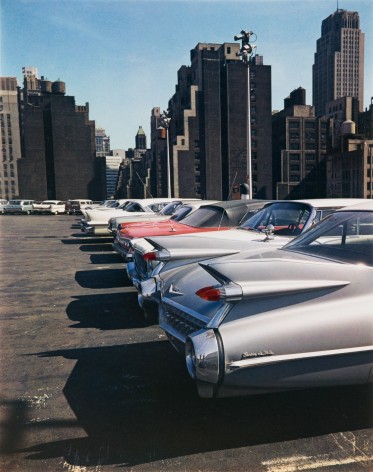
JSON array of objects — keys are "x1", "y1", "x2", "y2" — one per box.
[
  {"x1": 0, "y1": 199, "x2": 97, "y2": 215},
  {"x1": 79, "y1": 197, "x2": 373, "y2": 399}
]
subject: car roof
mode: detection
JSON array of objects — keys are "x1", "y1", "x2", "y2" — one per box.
[
  {"x1": 290, "y1": 198, "x2": 367, "y2": 208},
  {"x1": 200, "y1": 199, "x2": 270, "y2": 210},
  {"x1": 336, "y1": 200, "x2": 373, "y2": 211}
]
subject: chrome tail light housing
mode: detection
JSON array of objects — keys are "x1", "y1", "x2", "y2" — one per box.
[{"x1": 185, "y1": 329, "x2": 223, "y2": 397}]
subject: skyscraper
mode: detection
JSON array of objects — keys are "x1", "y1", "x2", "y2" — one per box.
[
  {"x1": 161, "y1": 42, "x2": 272, "y2": 200},
  {"x1": 18, "y1": 70, "x2": 103, "y2": 201},
  {"x1": 313, "y1": 9, "x2": 364, "y2": 117}
]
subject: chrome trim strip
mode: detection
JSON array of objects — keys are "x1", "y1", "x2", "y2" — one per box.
[{"x1": 228, "y1": 345, "x2": 373, "y2": 369}]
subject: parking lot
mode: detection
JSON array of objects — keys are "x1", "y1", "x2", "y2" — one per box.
[{"x1": 1, "y1": 214, "x2": 373, "y2": 472}]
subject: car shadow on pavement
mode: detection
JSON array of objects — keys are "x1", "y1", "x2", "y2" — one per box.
[
  {"x1": 20, "y1": 342, "x2": 373, "y2": 468},
  {"x1": 66, "y1": 292, "x2": 145, "y2": 330},
  {"x1": 61, "y1": 236, "x2": 114, "y2": 245},
  {"x1": 75, "y1": 268, "x2": 130, "y2": 289},
  {"x1": 89, "y1": 253, "x2": 123, "y2": 264},
  {"x1": 79, "y1": 243, "x2": 115, "y2": 252}
]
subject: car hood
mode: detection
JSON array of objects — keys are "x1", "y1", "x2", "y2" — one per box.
[{"x1": 137, "y1": 228, "x2": 291, "y2": 260}]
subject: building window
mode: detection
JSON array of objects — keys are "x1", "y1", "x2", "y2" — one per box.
[
  {"x1": 290, "y1": 153, "x2": 300, "y2": 160},
  {"x1": 305, "y1": 153, "x2": 315, "y2": 161},
  {"x1": 290, "y1": 175, "x2": 300, "y2": 182},
  {"x1": 290, "y1": 143, "x2": 300, "y2": 150},
  {"x1": 289, "y1": 121, "x2": 300, "y2": 129},
  {"x1": 290, "y1": 165, "x2": 300, "y2": 171},
  {"x1": 305, "y1": 121, "x2": 315, "y2": 129}
]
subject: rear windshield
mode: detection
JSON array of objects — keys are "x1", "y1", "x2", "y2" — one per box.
[{"x1": 180, "y1": 207, "x2": 231, "y2": 228}]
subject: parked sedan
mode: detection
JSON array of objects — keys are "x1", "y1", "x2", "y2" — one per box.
[
  {"x1": 32, "y1": 200, "x2": 66, "y2": 214},
  {"x1": 108, "y1": 199, "x2": 203, "y2": 236},
  {"x1": 158, "y1": 200, "x2": 373, "y2": 398},
  {"x1": 131, "y1": 199, "x2": 366, "y2": 321},
  {"x1": 127, "y1": 199, "x2": 271, "y2": 286},
  {"x1": 81, "y1": 198, "x2": 177, "y2": 235},
  {"x1": 113, "y1": 200, "x2": 255, "y2": 261}
]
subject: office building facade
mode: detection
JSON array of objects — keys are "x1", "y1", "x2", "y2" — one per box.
[
  {"x1": 95, "y1": 128, "x2": 110, "y2": 157},
  {"x1": 273, "y1": 88, "x2": 331, "y2": 199},
  {"x1": 17, "y1": 70, "x2": 103, "y2": 201},
  {"x1": 0, "y1": 77, "x2": 22, "y2": 199},
  {"x1": 160, "y1": 42, "x2": 272, "y2": 200},
  {"x1": 313, "y1": 9, "x2": 364, "y2": 117}
]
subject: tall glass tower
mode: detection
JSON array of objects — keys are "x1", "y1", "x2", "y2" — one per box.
[{"x1": 313, "y1": 9, "x2": 364, "y2": 117}]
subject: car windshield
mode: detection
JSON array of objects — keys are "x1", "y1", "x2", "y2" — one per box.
[
  {"x1": 106, "y1": 201, "x2": 118, "y2": 207},
  {"x1": 283, "y1": 210, "x2": 373, "y2": 266},
  {"x1": 123, "y1": 202, "x2": 145, "y2": 212},
  {"x1": 170, "y1": 206, "x2": 193, "y2": 221},
  {"x1": 159, "y1": 202, "x2": 182, "y2": 216},
  {"x1": 238, "y1": 202, "x2": 312, "y2": 236},
  {"x1": 117, "y1": 201, "x2": 133, "y2": 209}
]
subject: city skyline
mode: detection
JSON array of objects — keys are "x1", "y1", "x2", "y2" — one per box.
[{"x1": 2, "y1": 0, "x2": 372, "y2": 149}]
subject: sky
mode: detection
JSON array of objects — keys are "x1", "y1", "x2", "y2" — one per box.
[{"x1": 1, "y1": 0, "x2": 372, "y2": 150}]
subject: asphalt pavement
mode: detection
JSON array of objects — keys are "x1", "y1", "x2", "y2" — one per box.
[{"x1": 0, "y1": 214, "x2": 372, "y2": 471}]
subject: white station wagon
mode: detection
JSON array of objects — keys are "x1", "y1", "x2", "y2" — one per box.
[{"x1": 4, "y1": 200, "x2": 35, "y2": 215}]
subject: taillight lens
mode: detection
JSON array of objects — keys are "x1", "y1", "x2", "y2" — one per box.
[
  {"x1": 143, "y1": 252, "x2": 157, "y2": 261},
  {"x1": 196, "y1": 286, "x2": 221, "y2": 301}
]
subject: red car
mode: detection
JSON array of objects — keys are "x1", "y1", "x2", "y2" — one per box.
[{"x1": 113, "y1": 200, "x2": 269, "y2": 261}]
